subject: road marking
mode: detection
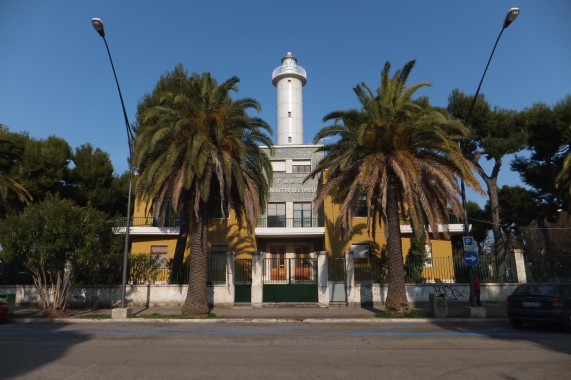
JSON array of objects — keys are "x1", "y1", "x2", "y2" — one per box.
[
  {"x1": 346, "y1": 324, "x2": 419, "y2": 335},
  {"x1": 205, "y1": 324, "x2": 323, "y2": 335},
  {"x1": 2, "y1": 324, "x2": 569, "y2": 337},
  {"x1": 107, "y1": 323, "x2": 225, "y2": 334},
  {"x1": 466, "y1": 326, "x2": 509, "y2": 335},
  {"x1": 59, "y1": 323, "x2": 137, "y2": 330}
]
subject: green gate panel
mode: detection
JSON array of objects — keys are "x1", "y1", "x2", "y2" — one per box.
[
  {"x1": 235, "y1": 284, "x2": 251, "y2": 303},
  {"x1": 263, "y1": 284, "x2": 318, "y2": 302}
]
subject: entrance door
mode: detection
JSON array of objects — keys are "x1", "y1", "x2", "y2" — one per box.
[
  {"x1": 295, "y1": 246, "x2": 312, "y2": 281},
  {"x1": 263, "y1": 246, "x2": 318, "y2": 303},
  {"x1": 270, "y1": 246, "x2": 287, "y2": 282}
]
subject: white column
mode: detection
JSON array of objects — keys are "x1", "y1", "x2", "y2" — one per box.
[
  {"x1": 225, "y1": 251, "x2": 235, "y2": 305},
  {"x1": 513, "y1": 249, "x2": 527, "y2": 284},
  {"x1": 344, "y1": 251, "x2": 356, "y2": 305},
  {"x1": 251, "y1": 251, "x2": 263, "y2": 307},
  {"x1": 317, "y1": 251, "x2": 330, "y2": 307}
]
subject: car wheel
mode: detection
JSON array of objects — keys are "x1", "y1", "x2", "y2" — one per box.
[{"x1": 510, "y1": 318, "x2": 523, "y2": 329}]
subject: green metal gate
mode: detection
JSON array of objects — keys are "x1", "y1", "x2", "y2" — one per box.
[
  {"x1": 234, "y1": 259, "x2": 252, "y2": 303},
  {"x1": 263, "y1": 257, "x2": 318, "y2": 302}
]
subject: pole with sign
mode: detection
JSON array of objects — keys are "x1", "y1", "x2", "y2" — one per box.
[
  {"x1": 463, "y1": 236, "x2": 477, "y2": 306},
  {"x1": 463, "y1": 237, "x2": 479, "y2": 266}
]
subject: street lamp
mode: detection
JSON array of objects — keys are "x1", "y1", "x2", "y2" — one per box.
[
  {"x1": 92, "y1": 17, "x2": 134, "y2": 309},
  {"x1": 461, "y1": 8, "x2": 519, "y2": 307}
]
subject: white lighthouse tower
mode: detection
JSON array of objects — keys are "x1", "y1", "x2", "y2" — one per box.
[{"x1": 272, "y1": 52, "x2": 307, "y2": 145}]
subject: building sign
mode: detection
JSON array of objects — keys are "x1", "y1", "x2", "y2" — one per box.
[
  {"x1": 270, "y1": 187, "x2": 316, "y2": 193},
  {"x1": 270, "y1": 178, "x2": 317, "y2": 193}
]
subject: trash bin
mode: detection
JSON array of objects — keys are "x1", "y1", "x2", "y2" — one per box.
[
  {"x1": 429, "y1": 292, "x2": 447, "y2": 317},
  {"x1": 0, "y1": 294, "x2": 16, "y2": 317}
]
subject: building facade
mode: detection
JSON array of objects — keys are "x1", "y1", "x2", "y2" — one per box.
[{"x1": 125, "y1": 53, "x2": 463, "y2": 302}]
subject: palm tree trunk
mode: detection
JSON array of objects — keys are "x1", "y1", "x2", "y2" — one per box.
[
  {"x1": 181, "y1": 204, "x2": 209, "y2": 316},
  {"x1": 384, "y1": 175, "x2": 409, "y2": 315},
  {"x1": 169, "y1": 190, "x2": 190, "y2": 284}
]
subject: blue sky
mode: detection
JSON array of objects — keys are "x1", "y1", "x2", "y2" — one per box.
[{"x1": 1, "y1": 0, "x2": 570, "y2": 206}]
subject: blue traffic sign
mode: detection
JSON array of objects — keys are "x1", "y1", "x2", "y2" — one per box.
[
  {"x1": 463, "y1": 236, "x2": 475, "y2": 252},
  {"x1": 464, "y1": 251, "x2": 479, "y2": 266}
]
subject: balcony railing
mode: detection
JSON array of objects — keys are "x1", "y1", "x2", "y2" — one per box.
[
  {"x1": 113, "y1": 217, "x2": 181, "y2": 228},
  {"x1": 114, "y1": 213, "x2": 458, "y2": 229},
  {"x1": 257, "y1": 217, "x2": 323, "y2": 228},
  {"x1": 399, "y1": 213, "x2": 460, "y2": 225}
]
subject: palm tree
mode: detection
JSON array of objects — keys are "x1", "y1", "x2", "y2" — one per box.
[
  {"x1": 133, "y1": 65, "x2": 273, "y2": 316},
  {"x1": 0, "y1": 139, "x2": 32, "y2": 210},
  {"x1": 556, "y1": 125, "x2": 571, "y2": 198},
  {"x1": 307, "y1": 60, "x2": 483, "y2": 314}
]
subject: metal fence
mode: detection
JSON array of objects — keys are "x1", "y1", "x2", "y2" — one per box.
[
  {"x1": 328, "y1": 257, "x2": 345, "y2": 282},
  {"x1": 262, "y1": 258, "x2": 317, "y2": 284},
  {"x1": 129, "y1": 256, "x2": 227, "y2": 285},
  {"x1": 257, "y1": 217, "x2": 324, "y2": 228},
  {"x1": 235, "y1": 259, "x2": 252, "y2": 284},
  {"x1": 352, "y1": 255, "x2": 519, "y2": 284}
]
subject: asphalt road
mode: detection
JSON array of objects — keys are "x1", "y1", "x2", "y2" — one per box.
[{"x1": 1, "y1": 321, "x2": 570, "y2": 379}]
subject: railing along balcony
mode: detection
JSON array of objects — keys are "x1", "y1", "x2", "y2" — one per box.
[
  {"x1": 257, "y1": 217, "x2": 323, "y2": 228},
  {"x1": 113, "y1": 217, "x2": 181, "y2": 228},
  {"x1": 399, "y1": 213, "x2": 459, "y2": 225}
]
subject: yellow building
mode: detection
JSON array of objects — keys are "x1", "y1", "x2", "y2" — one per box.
[{"x1": 125, "y1": 53, "x2": 462, "y2": 302}]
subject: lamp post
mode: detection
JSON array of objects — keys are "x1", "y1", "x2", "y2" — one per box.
[
  {"x1": 92, "y1": 17, "x2": 134, "y2": 309},
  {"x1": 461, "y1": 8, "x2": 519, "y2": 307}
]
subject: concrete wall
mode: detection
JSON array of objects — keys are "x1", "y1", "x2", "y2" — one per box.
[
  {"x1": 1, "y1": 282, "x2": 518, "y2": 307},
  {"x1": 0, "y1": 284, "x2": 234, "y2": 308},
  {"x1": 347, "y1": 283, "x2": 519, "y2": 305}
]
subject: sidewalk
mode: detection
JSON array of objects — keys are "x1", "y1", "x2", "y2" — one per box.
[{"x1": 10, "y1": 302, "x2": 508, "y2": 322}]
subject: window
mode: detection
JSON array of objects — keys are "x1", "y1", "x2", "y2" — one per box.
[
  {"x1": 293, "y1": 202, "x2": 312, "y2": 227},
  {"x1": 288, "y1": 136, "x2": 292, "y2": 143},
  {"x1": 355, "y1": 194, "x2": 367, "y2": 217},
  {"x1": 288, "y1": 111, "x2": 291, "y2": 117},
  {"x1": 424, "y1": 243, "x2": 433, "y2": 268},
  {"x1": 292, "y1": 160, "x2": 311, "y2": 173},
  {"x1": 351, "y1": 243, "x2": 370, "y2": 258},
  {"x1": 150, "y1": 245, "x2": 168, "y2": 266},
  {"x1": 271, "y1": 160, "x2": 286, "y2": 173},
  {"x1": 267, "y1": 202, "x2": 286, "y2": 227},
  {"x1": 209, "y1": 245, "x2": 228, "y2": 282},
  {"x1": 352, "y1": 243, "x2": 372, "y2": 282}
]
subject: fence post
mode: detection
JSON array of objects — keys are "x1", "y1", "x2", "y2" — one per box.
[
  {"x1": 225, "y1": 251, "x2": 235, "y2": 305},
  {"x1": 513, "y1": 249, "x2": 527, "y2": 284},
  {"x1": 344, "y1": 250, "x2": 356, "y2": 305},
  {"x1": 251, "y1": 251, "x2": 263, "y2": 307},
  {"x1": 317, "y1": 251, "x2": 330, "y2": 307}
]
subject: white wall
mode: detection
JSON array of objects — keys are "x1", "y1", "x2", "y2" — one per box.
[
  {"x1": 0, "y1": 284, "x2": 234, "y2": 308},
  {"x1": 1, "y1": 282, "x2": 518, "y2": 307}
]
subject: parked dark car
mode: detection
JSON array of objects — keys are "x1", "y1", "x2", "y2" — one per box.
[
  {"x1": 0, "y1": 302, "x2": 8, "y2": 323},
  {"x1": 506, "y1": 283, "x2": 571, "y2": 330}
]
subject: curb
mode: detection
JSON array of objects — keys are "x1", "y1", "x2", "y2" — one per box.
[{"x1": 8, "y1": 317, "x2": 509, "y2": 324}]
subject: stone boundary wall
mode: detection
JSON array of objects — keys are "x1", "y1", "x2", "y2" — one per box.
[
  {"x1": 348, "y1": 283, "x2": 518, "y2": 304},
  {"x1": 0, "y1": 284, "x2": 233, "y2": 308},
  {"x1": 0, "y1": 282, "x2": 518, "y2": 307}
]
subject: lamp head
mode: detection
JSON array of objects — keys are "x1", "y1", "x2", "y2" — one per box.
[
  {"x1": 503, "y1": 8, "x2": 519, "y2": 29},
  {"x1": 92, "y1": 18, "x2": 105, "y2": 38}
]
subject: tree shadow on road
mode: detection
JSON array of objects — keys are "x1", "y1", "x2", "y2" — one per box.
[{"x1": 0, "y1": 321, "x2": 92, "y2": 378}]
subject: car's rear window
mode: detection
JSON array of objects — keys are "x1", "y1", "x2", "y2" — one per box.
[{"x1": 513, "y1": 284, "x2": 560, "y2": 296}]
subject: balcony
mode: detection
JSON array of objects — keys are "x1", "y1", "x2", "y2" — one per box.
[
  {"x1": 398, "y1": 213, "x2": 464, "y2": 234},
  {"x1": 255, "y1": 217, "x2": 325, "y2": 237},
  {"x1": 112, "y1": 217, "x2": 180, "y2": 236}
]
